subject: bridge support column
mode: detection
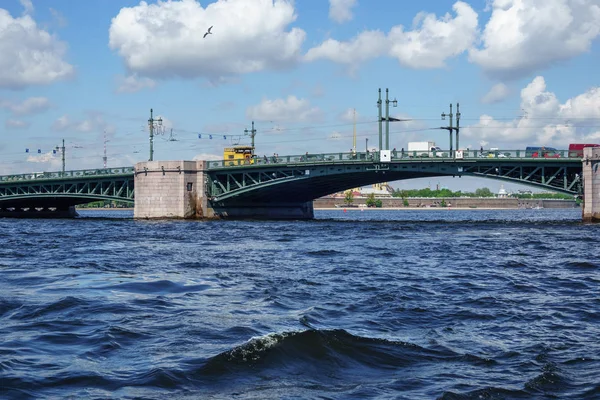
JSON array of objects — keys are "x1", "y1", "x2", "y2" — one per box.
[
  {"x1": 582, "y1": 147, "x2": 600, "y2": 222},
  {"x1": 134, "y1": 160, "x2": 213, "y2": 219}
]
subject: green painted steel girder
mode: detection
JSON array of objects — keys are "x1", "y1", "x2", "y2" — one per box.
[{"x1": 0, "y1": 167, "x2": 134, "y2": 208}]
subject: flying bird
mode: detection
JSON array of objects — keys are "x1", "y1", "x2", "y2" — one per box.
[{"x1": 203, "y1": 26, "x2": 213, "y2": 38}]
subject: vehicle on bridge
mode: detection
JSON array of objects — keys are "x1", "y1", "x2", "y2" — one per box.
[
  {"x1": 568, "y1": 143, "x2": 600, "y2": 158},
  {"x1": 407, "y1": 141, "x2": 444, "y2": 157},
  {"x1": 224, "y1": 145, "x2": 255, "y2": 166},
  {"x1": 525, "y1": 146, "x2": 561, "y2": 158}
]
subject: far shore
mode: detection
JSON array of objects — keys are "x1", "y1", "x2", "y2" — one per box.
[
  {"x1": 314, "y1": 207, "x2": 558, "y2": 211},
  {"x1": 77, "y1": 206, "x2": 570, "y2": 212}
]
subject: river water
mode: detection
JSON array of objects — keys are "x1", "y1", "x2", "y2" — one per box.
[{"x1": 1, "y1": 209, "x2": 599, "y2": 399}]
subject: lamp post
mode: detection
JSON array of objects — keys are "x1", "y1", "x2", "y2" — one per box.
[
  {"x1": 377, "y1": 89, "x2": 382, "y2": 151},
  {"x1": 455, "y1": 103, "x2": 461, "y2": 151},
  {"x1": 384, "y1": 89, "x2": 398, "y2": 150},
  {"x1": 55, "y1": 139, "x2": 65, "y2": 176},
  {"x1": 148, "y1": 108, "x2": 163, "y2": 161},
  {"x1": 376, "y1": 88, "x2": 401, "y2": 151},
  {"x1": 441, "y1": 103, "x2": 461, "y2": 157},
  {"x1": 244, "y1": 121, "x2": 257, "y2": 151}
]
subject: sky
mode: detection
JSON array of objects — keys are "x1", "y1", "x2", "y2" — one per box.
[{"x1": 1, "y1": 0, "x2": 599, "y2": 193}]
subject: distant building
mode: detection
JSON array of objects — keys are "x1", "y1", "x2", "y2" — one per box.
[{"x1": 498, "y1": 185, "x2": 508, "y2": 198}]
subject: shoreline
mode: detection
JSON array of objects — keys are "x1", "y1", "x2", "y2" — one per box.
[
  {"x1": 77, "y1": 207, "x2": 571, "y2": 212},
  {"x1": 314, "y1": 207, "x2": 560, "y2": 211}
]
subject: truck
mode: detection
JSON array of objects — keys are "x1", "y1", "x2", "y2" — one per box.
[
  {"x1": 568, "y1": 143, "x2": 600, "y2": 158},
  {"x1": 407, "y1": 141, "x2": 443, "y2": 157}
]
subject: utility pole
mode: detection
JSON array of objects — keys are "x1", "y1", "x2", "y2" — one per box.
[
  {"x1": 103, "y1": 131, "x2": 108, "y2": 169},
  {"x1": 244, "y1": 121, "x2": 257, "y2": 150},
  {"x1": 352, "y1": 108, "x2": 356, "y2": 153},
  {"x1": 60, "y1": 139, "x2": 65, "y2": 175},
  {"x1": 441, "y1": 104, "x2": 454, "y2": 156},
  {"x1": 385, "y1": 89, "x2": 390, "y2": 151},
  {"x1": 377, "y1": 89, "x2": 382, "y2": 151},
  {"x1": 455, "y1": 103, "x2": 461, "y2": 151},
  {"x1": 147, "y1": 108, "x2": 163, "y2": 161}
]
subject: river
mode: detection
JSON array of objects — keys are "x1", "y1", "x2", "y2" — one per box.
[{"x1": 1, "y1": 208, "x2": 598, "y2": 399}]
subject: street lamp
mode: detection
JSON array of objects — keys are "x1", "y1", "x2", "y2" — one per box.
[
  {"x1": 385, "y1": 89, "x2": 398, "y2": 151},
  {"x1": 441, "y1": 103, "x2": 461, "y2": 156},
  {"x1": 54, "y1": 139, "x2": 65, "y2": 176},
  {"x1": 377, "y1": 88, "x2": 403, "y2": 151},
  {"x1": 148, "y1": 108, "x2": 164, "y2": 161}
]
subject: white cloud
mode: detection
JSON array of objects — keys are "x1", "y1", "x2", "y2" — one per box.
[
  {"x1": 304, "y1": 30, "x2": 388, "y2": 65},
  {"x1": 461, "y1": 76, "x2": 600, "y2": 148},
  {"x1": 27, "y1": 151, "x2": 61, "y2": 164},
  {"x1": 115, "y1": 74, "x2": 156, "y2": 93},
  {"x1": 51, "y1": 113, "x2": 117, "y2": 135},
  {"x1": 469, "y1": 0, "x2": 600, "y2": 79},
  {"x1": 193, "y1": 152, "x2": 223, "y2": 161},
  {"x1": 305, "y1": 1, "x2": 478, "y2": 69},
  {"x1": 481, "y1": 83, "x2": 510, "y2": 104},
  {"x1": 329, "y1": 0, "x2": 357, "y2": 23},
  {"x1": 339, "y1": 108, "x2": 357, "y2": 123},
  {"x1": 5, "y1": 119, "x2": 30, "y2": 129},
  {"x1": 19, "y1": 0, "x2": 34, "y2": 14},
  {"x1": 109, "y1": 0, "x2": 306, "y2": 81},
  {"x1": 246, "y1": 96, "x2": 323, "y2": 123},
  {"x1": 0, "y1": 9, "x2": 74, "y2": 89},
  {"x1": 0, "y1": 97, "x2": 51, "y2": 115}
]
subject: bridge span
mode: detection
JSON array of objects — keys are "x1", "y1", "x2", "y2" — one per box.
[{"x1": 1, "y1": 148, "x2": 598, "y2": 220}]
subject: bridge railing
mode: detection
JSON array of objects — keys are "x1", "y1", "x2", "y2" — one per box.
[
  {"x1": 0, "y1": 167, "x2": 135, "y2": 182},
  {"x1": 207, "y1": 149, "x2": 571, "y2": 169}
]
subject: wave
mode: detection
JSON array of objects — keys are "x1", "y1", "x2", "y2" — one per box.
[{"x1": 191, "y1": 329, "x2": 497, "y2": 380}]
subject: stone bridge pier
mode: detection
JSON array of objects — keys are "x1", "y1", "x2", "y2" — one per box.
[
  {"x1": 134, "y1": 160, "x2": 214, "y2": 219},
  {"x1": 583, "y1": 147, "x2": 600, "y2": 222}
]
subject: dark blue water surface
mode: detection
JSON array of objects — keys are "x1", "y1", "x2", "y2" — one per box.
[{"x1": 1, "y1": 208, "x2": 599, "y2": 399}]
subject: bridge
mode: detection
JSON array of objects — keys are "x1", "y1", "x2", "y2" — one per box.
[{"x1": 0, "y1": 149, "x2": 585, "y2": 218}]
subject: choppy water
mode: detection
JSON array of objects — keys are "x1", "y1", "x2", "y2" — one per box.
[{"x1": 1, "y1": 208, "x2": 599, "y2": 399}]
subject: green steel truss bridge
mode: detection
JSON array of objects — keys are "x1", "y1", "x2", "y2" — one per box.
[
  {"x1": 0, "y1": 149, "x2": 582, "y2": 215},
  {"x1": 0, "y1": 167, "x2": 134, "y2": 216},
  {"x1": 206, "y1": 149, "x2": 582, "y2": 206}
]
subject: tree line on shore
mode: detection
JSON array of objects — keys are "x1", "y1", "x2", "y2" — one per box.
[{"x1": 391, "y1": 188, "x2": 573, "y2": 200}]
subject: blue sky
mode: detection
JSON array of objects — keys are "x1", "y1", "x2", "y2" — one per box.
[{"x1": 1, "y1": 0, "x2": 599, "y2": 192}]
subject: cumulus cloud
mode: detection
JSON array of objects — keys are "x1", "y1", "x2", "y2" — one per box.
[
  {"x1": 0, "y1": 97, "x2": 51, "y2": 115},
  {"x1": 51, "y1": 112, "x2": 117, "y2": 135},
  {"x1": 329, "y1": 0, "x2": 357, "y2": 23},
  {"x1": 0, "y1": 9, "x2": 74, "y2": 89},
  {"x1": 339, "y1": 108, "x2": 359, "y2": 123},
  {"x1": 461, "y1": 76, "x2": 600, "y2": 148},
  {"x1": 481, "y1": 83, "x2": 510, "y2": 104},
  {"x1": 469, "y1": 0, "x2": 600, "y2": 79},
  {"x1": 5, "y1": 119, "x2": 30, "y2": 129},
  {"x1": 19, "y1": 0, "x2": 34, "y2": 14},
  {"x1": 245, "y1": 96, "x2": 323, "y2": 123},
  {"x1": 115, "y1": 74, "x2": 156, "y2": 93},
  {"x1": 109, "y1": 0, "x2": 306, "y2": 81},
  {"x1": 305, "y1": 1, "x2": 478, "y2": 69}
]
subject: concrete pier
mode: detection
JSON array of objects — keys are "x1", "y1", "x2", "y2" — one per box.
[
  {"x1": 582, "y1": 147, "x2": 600, "y2": 222},
  {"x1": 134, "y1": 160, "x2": 213, "y2": 219}
]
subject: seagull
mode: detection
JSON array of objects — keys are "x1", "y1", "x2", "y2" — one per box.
[{"x1": 203, "y1": 26, "x2": 213, "y2": 38}]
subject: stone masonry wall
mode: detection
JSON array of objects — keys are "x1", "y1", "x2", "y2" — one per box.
[
  {"x1": 583, "y1": 147, "x2": 600, "y2": 222},
  {"x1": 134, "y1": 160, "x2": 207, "y2": 219}
]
